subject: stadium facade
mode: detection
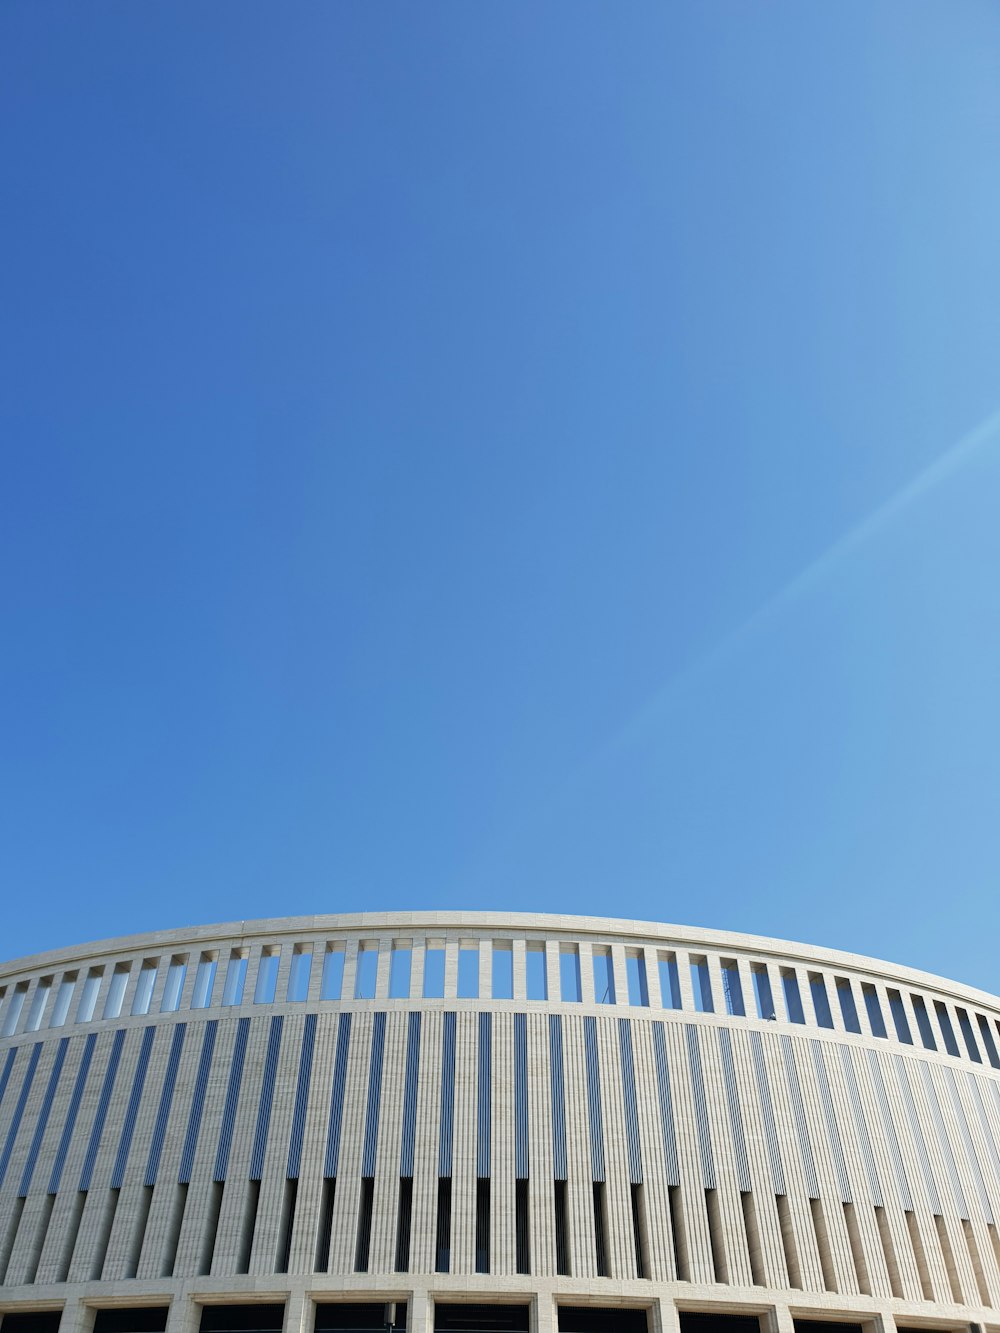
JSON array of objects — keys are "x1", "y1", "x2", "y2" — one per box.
[{"x1": 1, "y1": 912, "x2": 1000, "y2": 1333}]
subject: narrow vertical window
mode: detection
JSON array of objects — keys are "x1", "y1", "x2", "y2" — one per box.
[
  {"x1": 26, "y1": 977, "x2": 53, "y2": 1031},
  {"x1": 77, "y1": 969, "x2": 103, "y2": 1023},
  {"x1": 491, "y1": 941, "x2": 513, "y2": 999},
  {"x1": 254, "y1": 948, "x2": 280, "y2": 1004},
  {"x1": 560, "y1": 946, "x2": 582, "y2": 1002},
  {"x1": 458, "y1": 944, "x2": 480, "y2": 998},
  {"x1": 131, "y1": 960, "x2": 158, "y2": 1016},
  {"x1": 319, "y1": 945, "x2": 344, "y2": 1001},
  {"x1": 354, "y1": 944, "x2": 378, "y2": 999},
  {"x1": 389, "y1": 941, "x2": 412, "y2": 998},
  {"x1": 221, "y1": 951, "x2": 248, "y2": 1006},
  {"x1": 836, "y1": 977, "x2": 861, "y2": 1033},
  {"x1": 659, "y1": 952, "x2": 682, "y2": 1009},
  {"x1": 191, "y1": 953, "x2": 218, "y2": 1009},
  {"x1": 103, "y1": 965, "x2": 130, "y2": 1020},
  {"x1": 935, "y1": 1001, "x2": 960, "y2": 1056},
  {"x1": 957, "y1": 1007, "x2": 982, "y2": 1062},
  {"x1": 526, "y1": 944, "x2": 547, "y2": 1000},
  {"x1": 691, "y1": 956, "x2": 714, "y2": 1012},
  {"x1": 887, "y1": 989, "x2": 912, "y2": 1044},
  {"x1": 911, "y1": 995, "x2": 937, "y2": 1050},
  {"x1": 752, "y1": 964, "x2": 776, "y2": 1019},
  {"x1": 809, "y1": 973, "x2": 833, "y2": 1028},
  {"x1": 161, "y1": 957, "x2": 188, "y2": 1013},
  {"x1": 781, "y1": 970, "x2": 805, "y2": 1024},
  {"x1": 721, "y1": 959, "x2": 745, "y2": 1016},
  {"x1": 626, "y1": 952, "x2": 649, "y2": 1007},
  {"x1": 977, "y1": 1016, "x2": 1000, "y2": 1068},
  {"x1": 593, "y1": 948, "x2": 615, "y2": 1004},
  {"x1": 422, "y1": 943, "x2": 445, "y2": 998},
  {"x1": 50, "y1": 974, "x2": 77, "y2": 1028},
  {"x1": 2, "y1": 983, "x2": 28, "y2": 1035},
  {"x1": 287, "y1": 946, "x2": 313, "y2": 1002},
  {"x1": 863, "y1": 983, "x2": 887, "y2": 1037}
]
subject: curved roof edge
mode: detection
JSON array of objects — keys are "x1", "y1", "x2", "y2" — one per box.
[{"x1": 1, "y1": 909, "x2": 996, "y2": 1010}]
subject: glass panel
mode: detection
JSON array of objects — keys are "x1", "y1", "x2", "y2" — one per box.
[
  {"x1": 389, "y1": 942, "x2": 412, "y2": 999},
  {"x1": 957, "y1": 1007, "x2": 982, "y2": 1062},
  {"x1": 77, "y1": 969, "x2": 102, "y2": 1023},
  {"x1": 752, "y1": 964, "x2": 776, "y2": 1019},
  {"x1": 911, "y1": 995, "x2": 936, "y2": 1050},
  {"x1": 593, "y1": 950, "x2": 615, "y2": 1004},
  {"x1": 254, "y1": 949, "x2": 280, "y2": 1004},
  {"x1": 935, "y1": 1001, "x2": 960, "y2": 1056},
  {"x1": 526, "y1": 946, "x2": 547, "y2": 1001},
  {"x1": 354, "y1": 946, "x2": 378, "y2": 999},
  {"x1": 980, "y1": 1017, "x2": 1000, "y2": 1069},
  {"x1": 161, "y1": 957, "x2": 188, "y2": 1012},
  {"x1": 26, "y1": 979, "x2": 52, "y2": 1031},
  {"x1": 809, "y1": 974, "x2": 833, "y2": 1028},
  {"x1": 320, "y1": 947, "x2": 344, "y2": 1001},
  {"x1": 781, "y1": 970, "x2": 804, "y2": 1024},
  {"x1": 626, "y1": 953, "x2": 649, "y2": 1007},
  {"x1": 887, "y1": 989, "x2": 912, "y2": 1044},
  {"x1": 659, "y1": 953, "x2": 682, "y2": 1009},
  {"x1": 721, "y1": 960, "x2": 745, "y2": 1016},
  {"x1": 423, "y1": 945, "x2": 445, "y2": 999},
  {"x1": 287, "y1": 948, "x2": 313, "y2": 1002},
  {"x1": 103, "y1": 966, "x2": 130, "y2": 1020},
  {"x1": 1, "y1": 985, "x2": 27, "y2": 1036},
  {"x1": 836, "y1": 978, "x2": 861, "y2": 1033},
  {"x1": 458, "y1": 946, "x2": 480, "y2": 999},
  {"x1": 691, "y1": 957, "x2": 714, "y2": 1013},
  {"x1": 491, "y1": 942, "x2": 513, "y2": 999},
  {"x1": 131, "y1": 961, "x2": 158, "y2": 1016},
  {"x1": 222, "y1": 952, "x2": 248, "y2": 1006},
  {"x1": 50, "y1": 974, "x2": 77, "y2": 1028},
  {"x1": 863, "y1": 984, "x2": 887, "y2": 1037},
  {"x1": 191, "y1": 954, "x2": 218, "y2": 1009},
  {"x1": 559, "y1": 948, "x2": 581, "y2": 1002}
]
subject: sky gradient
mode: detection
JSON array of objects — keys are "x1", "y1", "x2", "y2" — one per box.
[{"x1": 3, "y1": 2, "x2": 1000, "y2": 989}]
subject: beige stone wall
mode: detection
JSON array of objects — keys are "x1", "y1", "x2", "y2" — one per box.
[{"x1": 1, "y1": 913, "x2": 999, "y2": 1333}]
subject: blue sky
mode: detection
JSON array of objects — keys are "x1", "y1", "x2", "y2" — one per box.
[{"x1": 3, "y1": 2, "x2": 1000, "y2": 989}]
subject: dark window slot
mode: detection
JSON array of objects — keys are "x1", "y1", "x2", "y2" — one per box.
[
  {"x1": 475, "y1": 1177, "x2": 490, "y2": 1274},
  {"x1": 25, "y1": 1193, "x2": 57, "y2": 1284},
  {"x1": 316, "y1": 1305, "x2": 407, "y2": 1332},
  {"x1": 161, "y1": 1182, "x2": 188, "y2": 1278},
  {"x1": 679, "y1": 1316, "x2": 762, "y2": 1333},
  {"x1": 554, "y1": 1179, "x2": 570, "y2": 1276},
  {"x1": 237, "y1": 1178, "x2": 261, "y2": 1274},
  {"x1": 314, "y1": 1177, "x2": 336, "y2": 1273},
  {"x1": 668, "y1": 1185, "x2": 689, "y2": 1281},
  {"x1": 354, "y1": 1176, "x2": 374, "y2": 1273},
  {"x1": 125, "y1": 1184, "x2": 154, "y2": 1278},
  {"x1": 630, "y1": 1182, "x2": 647, "y2": 1279},
  {"x1": 198, "y1": 1180, "x2": 224, "y2": 1276},
  {"x1": 94, "y1": 1310, "x2": 169, "y2": 1333},
  {"x1": 57, "y1": 1190, "x2": 87, "y2": 1282},
  {"x1": 0, "y1": 1317, "x2": 63, "y2": 1333},
  {"x1": 434, "y1": 1307, "x2": 529, "y2": 1333},
  {"x1": 435, "y1": 1177, "x2": 452, "y2": 1273},
  {"x1": 276, "y1": 1176, "x2": 298, "y2": 1274},
  {"x1": 395, "y1": 1177, "x2": 413, "y2": 1273},
  {"x1": 199, "y1": 1305, "x2": 285, "y2": 1333},
  {"x1": 559, "y1": 1310, "x2": 649, "y2": 1333},
  {"x1": 592, "y1": 1181, "x2": 608, "y2": 1277},
  {"x1": 515, "y1": 1178, "x2": 530, "y2": 1275},
  {"x1": 91, "y1": 1187, "x2": 120, "y2": 1281}
]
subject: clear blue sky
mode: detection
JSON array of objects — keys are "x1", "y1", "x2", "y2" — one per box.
[{"x1": 3, "y1": 2, "x2": 1000, "y2": 989}]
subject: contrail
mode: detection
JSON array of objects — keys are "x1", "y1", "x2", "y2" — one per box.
[{"x1": 606, "y1": 404, "x2": 1000, "y2": 755}]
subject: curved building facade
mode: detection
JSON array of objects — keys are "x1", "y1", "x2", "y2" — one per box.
[{"x1": 2, "y1": 913, "x2": 1000, "y2": 1333}]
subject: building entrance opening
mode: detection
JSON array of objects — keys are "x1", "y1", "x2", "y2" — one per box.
[
  {"x1": 315, "y1": 1306, "x2": 408, "y2": 1333},
  {"x1": 558, "y1": 1309, "x2": 649, "y2": 1333},
  {"x1": 434, "y1": 1306, "x2": 529, "y2": 1333}
]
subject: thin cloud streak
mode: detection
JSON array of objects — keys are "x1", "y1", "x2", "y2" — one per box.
[{"x1": 607, "y1": 405, "x2": 1000, "y2": 756}]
